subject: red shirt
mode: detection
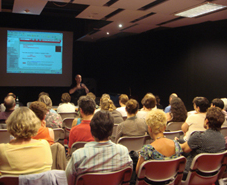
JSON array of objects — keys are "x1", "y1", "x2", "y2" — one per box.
[{"x1": 68, "y1": 120, "x2": 94, "y2": 148}]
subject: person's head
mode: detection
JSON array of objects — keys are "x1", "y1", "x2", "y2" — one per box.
[
  {"x1": 75, "y1": 74, "x2": 82, "y2": 84},
  {"x1": 90, "y1": 111, "x2": 114, "y2": 141},
  {"x1": 170, "y1": 97, "x2": 187, "y2": 122},
  {"x1": 61, "y1": 93, "x2": 71, "y2": 103},
  {"x1": 29, "y1": 101, "x2": 48, "y2": 121},
  {"x1": 155, "y1": 95, "x2": 161, "y2": 105},
  {"x1": 7, "y1": 92, "x2": 16, "y2": 99},
  {"x1": 119, "y1": 94, "x2": 129, "y2": 106},
  {"x1": 193, "y1": 97, "x2": 210, "y2": 113},
  {"x1": 38, "y1": 92, "x2": 49, "y2": 98},
  {"x1": 101, "y1": 93, "x2": 110, "y2": 100},
  {"x1": 141, "y1": 93, "x2": 156, "y2": 109},
  {"x1": 78, "y1": 96, "x2": 96, "y2": 116},
  {"x1": 38, "y1": 95, "x2": 52, "y2": 110},
  {"x1": 87, "y1": 92, "x2": 96, "y2": 101},
  {"x1": 146, "y1": 109, "x2": 167, "y2": 135},
  {"x1": 100, "y1": 98, "x2": 116, "y2": 112},
  {"x1": 211, "y1": 98, "x2": 224, "y2": 109},
  {"x1": 6, "y1": 107, "x2": 41, "y2": 139},
  {"x1": 205, "y1": 107, "x2": 225, "y2": 131},
  {"x1": 4, "y1": 95, "x2": 16, "y2": 110},
  {"x1": 169, "y1": 93, "x2": 178, "y2": 104},
  {"x1": 125, "y1": 99, "x2": 139, "y2": 115}
]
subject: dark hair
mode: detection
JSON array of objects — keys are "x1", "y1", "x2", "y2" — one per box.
[
  {"x1": 78, "y1": 96, "x2": 96, "y2": 115},
  {"x1": 61, "y1": 93, "x2": 71, "y2": 103},
  {"x1": 125, "y1": 99, "x2": 139, "y2": 115},
  {"x1": 119, "y1": 94, "x2": 129, "y2": 105},
  {"x1": 90, "y1": 111, "x2": 114, "y2": 141},
  {"x1": 206, "y1": 107, "x2": 225, "y2": 131},
  {"x1": 29, "y1": 101, "x2": 48, "y2": 121},
  {"x1": 170, "y1": 97, "x2": 187, "y2": 122},
  {"x1": 141, "y1": 93, "x2": 156, "y2": 109},
  {"x1": 212, "y1": 98, "x2": 224, "y2": 109},
  {"x1": 193, "y1": 97, "x2": 210, "y2": 113}
]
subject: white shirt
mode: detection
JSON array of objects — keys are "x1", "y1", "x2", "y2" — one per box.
[
  {"x1": 57, "y1": 103, "x2": 76, "y2": 113},
  {"x1": 116, "y1": 106, "x2": 127, "y2": 117}
]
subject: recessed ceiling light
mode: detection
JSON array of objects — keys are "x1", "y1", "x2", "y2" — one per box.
[
  {"x1": 106, "y1": 32, "x2": 109, "y2": 35},
  {"x1": 118, "y1": 24, "x2": 122, "y2": 28},
  {"x1": 175, "y1": 3, "x2": 226, "y2": 18}
]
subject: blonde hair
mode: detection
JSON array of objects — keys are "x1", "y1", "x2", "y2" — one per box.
[
  {"x1": 146, "y1": 109, "x2": 167, "y2": 134},
  {"x1": 100, "y1": 98, "x2": 116, "y2": 112},
  {"x1": 6, "y1": 107, "x2": 41, "y2": 139},
  {"x1": 38, "y1": 95, "x2": 52, "y2": 110}
]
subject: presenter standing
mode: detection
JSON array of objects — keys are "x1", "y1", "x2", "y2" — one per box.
[{"x1": 69, "y1": 74, "x2": 89, "y2": 105}]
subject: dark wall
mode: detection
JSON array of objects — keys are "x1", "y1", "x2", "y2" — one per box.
[{"x1": 1, "y1": 12, "x2": 227, "y2": 110}]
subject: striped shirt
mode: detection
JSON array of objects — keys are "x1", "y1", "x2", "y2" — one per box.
[{"x1": 66, "y1": 140, "x2": 133, "y2": 185}]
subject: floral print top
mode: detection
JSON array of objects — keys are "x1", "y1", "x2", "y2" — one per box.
[
  {"x1": 140, "y1": 140, "x2": 182, "y2": 160},
  {"x1": 45, "y1": 111, "x2": 62, "y2": 128}
]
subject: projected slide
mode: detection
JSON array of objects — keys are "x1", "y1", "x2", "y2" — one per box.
[{"x1": 7, "y1": 30, "x2": 63, "y2": 74}]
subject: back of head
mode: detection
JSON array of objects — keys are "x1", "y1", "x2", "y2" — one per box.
[
  {"x1": 7, "y1": 92, "x2": 16, "y2": 99},
  {"x1": 206, "y1": 107, "x2": 225, "y2": 131},
  {"x1": 90, "y1": 111, "x2": 114, "y2": 141},
  {"x1": 193, "y1": 97, "x2": 210, "y2": 113},
  {"x1": 38, "y1": 95, "x2": 52, "y2": 110},
  {"x1": 4, "y1": 95, "x2": 15, "y2": 110},
  {"x1": 38, "y1": 92, "x2": 49, "y2": 98},
  {"x1": 61, "y1": 93, "x2": 71, "y2": 103},
  {"x1": 119, "y1": 94, "x2": 129, "y2": 105},
  {"x1": 6, "y1": 107, "x2": 41, "y2": 139},
  {"x1": 78, "y1": 96, "x2": 96, "y2": 115},
  {"x1": 169, "y1": 93, "x2": 178, "y2": 103},
  {"x1": 29, "y1": 101, "x2": 48, "y2": 121},
  {"x1": 101, "y1": 93, "x2": 110, "y2": 100},
  {"x1": 212, "y1": 98, "x2": 224, "y2": 109},
  {"x1": 100, "y1": 98, "x2": 116, "y2": 112},
  {"x1": 87, "y1": 92, "x2": 96, "y2": 101},
  {"x1": 126, "y1": 99, "x2": 139, "y2": 115},
  {"x1": 141, "y1": 93, "x2": 156, "y2": 109},
  {"x1": 146, "y1": 109, "x2": 167, "y2": 134},
  {"x1": 170, "y1": 97, "x2": 187, "y2": 122}
]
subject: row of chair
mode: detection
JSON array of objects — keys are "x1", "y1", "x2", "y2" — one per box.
[{"x1": 2, "y1": 151, "x2": 227, "y2": 185}]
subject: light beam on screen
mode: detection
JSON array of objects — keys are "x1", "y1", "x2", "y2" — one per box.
[{"x1": 7, "y1": 30, "x2": 63, "y2": 74}]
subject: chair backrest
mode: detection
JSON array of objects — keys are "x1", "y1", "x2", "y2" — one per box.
[
  {"x1": 0, "y1": 175, "x2": 18, "y2": 185},
  {"x1": 183, "y1": 151, "x2": 227, "y2": 185},
  {"x1": 0, "y1": 129, "x2": 10, "y2": 144},
  {"x1": 164, "y1": 130, "x2": 184, "y2": 140},
  {"x1": 117, "y1": 135, "x2": 146, "y2": 152},
  {"x1": 59, "y1": 112, "x2": 77, "y2": 120},
  {"x1": 71, "y1": 141, "x2": 87, "y2": 155},
  {"x1": 75, "y1": 166, "x2": 132, "y2": 185},
  {"x1": 53, "y1": 128, "x2": 65, "y2": 145},
  {"x1": 166, "y1": 122, "x2": 184, "y2": 131},
  {"x1": 0, "y1": 123, "x2": 7, "y2": 129},
  {"x1": 144, "y1": 134, "x2": 154, "y2": 145},
  {"x1": 221, "y1": 127, "x2": 227, "y2": 137},
  {"x1": 136, "y1": 156, "x2": 186, "y2": 185},
  {"x1": 62, "y1": 117, "x2": 75, "y2": 140}
]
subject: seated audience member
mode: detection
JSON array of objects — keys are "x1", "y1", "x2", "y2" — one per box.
[
  {"x1": 86, "y1": 92, "x2": 99, "y2": 109},
  {"x1": 155, "y1": 95, "x2": 163, "y2": 109},
  {"x1": 115, "y1": 99, "x2": 147, "y2": 142},
  {"x1": 94, "y1": 93, "x2": 110, "y2": 113},
  {"x1": 57, "y1": 93, "x2": 76, "y2": 113},
  {"x1": 0, "y1": 95, "x2": 15, "y2": 123},
  {"x1": 166, "y1": 97, "x2": 187, "y2": 123},
  {"x1": 66, "y1": 111, "x2": 133, "y2": 185},
  {"x1": 164, "y1": 93, "x2": 178, "y2": 113},
  {"x1": 0, "y1": 107, "x2": 52, "y2": 175},
  {"x1": 211, "y1": 98, "x2": 227, "y2": 126},
  {"x1": 116, "y1": 94, "x2": 129, "y2": 117},
  {"x1": 68, "y1": 96, "x2": 96, "y2": 154},
  {"x1": 136, "y1": 109, "x2": 182, "y2": 174},
  {"x1": 137, "y1": 93, "x2": 156, "y2": 119},
  {"x1": 100, "y1": 97, "x2": 123, "y2": 123},
  {"x1": 180, "y1": 107, "x2": 226, "y2": 180},
  {"x1": 30, "y1": 101, "x2": 54, "y2": 145},
  {"x1": 181, "y1": 97, "x2": 210, "y2": 141},
  {"x1": 38, "y1": 95, "x2": 62, "y2": 128}
]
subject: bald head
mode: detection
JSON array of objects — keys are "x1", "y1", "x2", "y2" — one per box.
[
  {"x1": 4, "y1": 96, "x2": 15, "y2": 110},
  {"x1": 75, "y1": 74, "x2": 82, "y2": 84}
]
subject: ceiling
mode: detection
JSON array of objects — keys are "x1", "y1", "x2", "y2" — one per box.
[{"x1": 1, "y1": 0, "x2": 227, "y2": 42}]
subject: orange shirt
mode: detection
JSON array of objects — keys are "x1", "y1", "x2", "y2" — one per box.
[{"x1": 32, "y1": 126, "x2": 54, "y2": 145}]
